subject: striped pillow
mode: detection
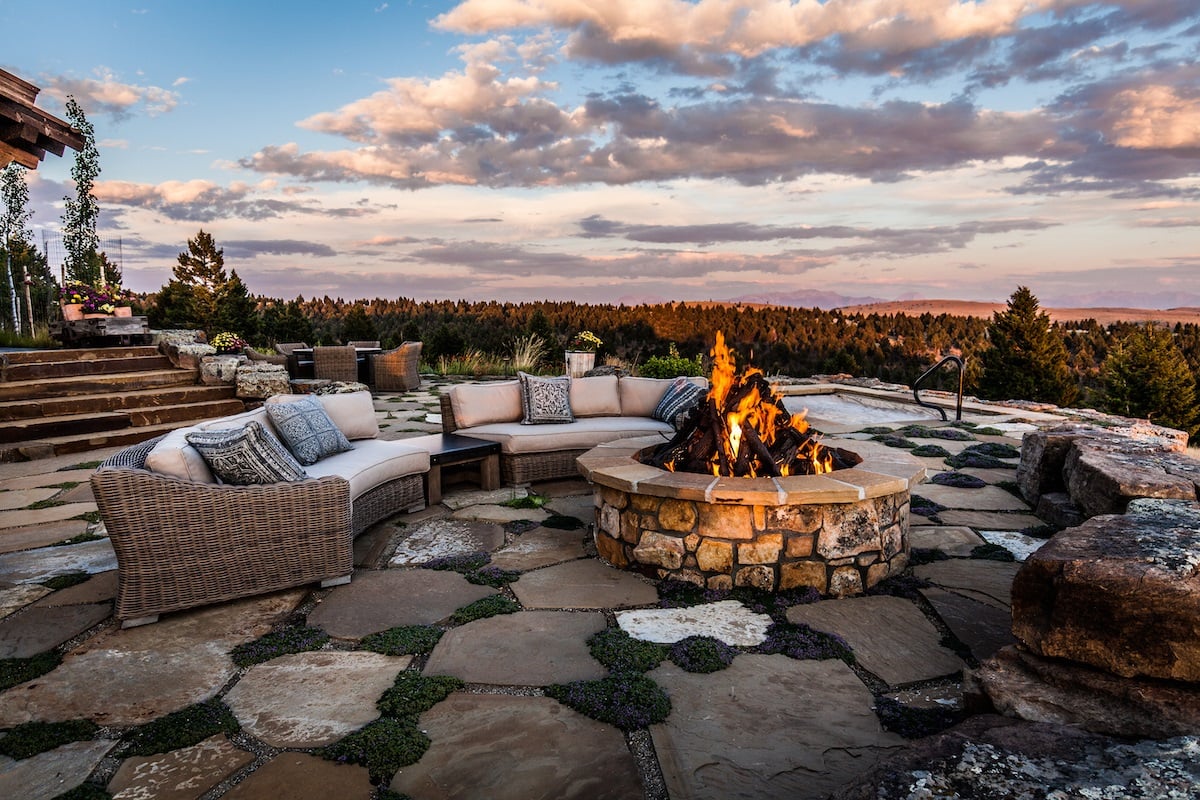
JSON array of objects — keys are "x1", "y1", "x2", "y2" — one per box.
[
  {"x1": 186, "y1": 422, "x2": 307, "y2": 485},
  {"x1": 653, "y1": 378, "x2": 706, "y2": 429}
]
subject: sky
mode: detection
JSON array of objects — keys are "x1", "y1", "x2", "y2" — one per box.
[{"x1": 4, "y1": 0, "x2": 1200, "y2": 308}]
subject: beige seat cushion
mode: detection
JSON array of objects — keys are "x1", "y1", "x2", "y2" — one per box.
[
  {"x1": 570, "y1": 375, "x2": 620, "y2": 417},
  {"x1": 461, "y1": 417, "x2": 673, "y2": 455},
  {"x1": 267, "y1": 390, "x2": 379, "y2": 440},
  {"x1": 145, "y1": 408, "x2": 276, "y2": 484},
  {"x1": 303, "y1": 439, "x2": 430, "y2": 500},
  {"x1": 449, "y1": 381, "x2": 523, "y2": 427}
]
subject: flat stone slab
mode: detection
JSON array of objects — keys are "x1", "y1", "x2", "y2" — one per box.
[
  {"x1": 543, "y1": 494, "x2": 595, "y2": 522},
  {"x1": 107, "y1": 734, "x2": 253, "y2": 800},
  {"x1": 0, "y1": 518, "x2": 92, "y2": 554},
  {"x1": 961, "y1": 466, "x2": 1026, "y2": 485},
  {"x1": 424, "y1": 611, "x2": 607, "y2": 686},
  {"x1": 511, "y1": 558, "x2": 660, "y2": 609},
  {"x1": 0, "y1": 739, "x2": 118, "y2": 800},
  {"x1": 309, "y1": 569, "x2": 495, "y2": 638},
  {"x1": 0, "y1": 584, "x2": 51, "y2": 619},
  {"x1": 916, "y1": 484, "x2": 1031, "y2": 511},
  {"x1": 0, "y1": 487, "x2": 59, "y2": 510},
  {"x1": 225, "y1": 651, "x2": 409, "y2": 747},
  {"x1": 937, "y1": 509, "x2": 1043, "y2": 531},
  {"x1": 0, "y1": 468, "x2": 95, "y2": 491},
  {"x1": 441, "y1": 487, "x2": 528, "y2": 510},
  {"x1": 909, "y1": 526, "x2": 986, "y2": 556},
  {"x1": 650, "y1": 655, "x2": 905, "y2": 800},
  {"x1": 978, "y1": 530, "x2": 1047, "y2": 561},
  {"x1": 0, "y1": 590, "x2": 304, "y2": 727},
  {"x1": 451, "y1": 504, "x2": 548, "y2": 524},
  {"x1": 388, "y1": 518, "x2": 505, "y2": 566},
  {"x1": 616, "y1": 600, "x2": 773, "y2": 646},
  {"x1": 0, "y1": 602, "x2": 111, "y2": 658},
  {"x1": 222, "y1": 752, "x2": 374, "y2": 800},
  {"x1": 0, "y1": 538, "x2": 116, "y2": 584},
  {"x1": 489, "y1": 529, "x2": 587, "y2": 571},
  {"x1": 32, "y1": 570, "x2": 117, "y2": 607},
  {"x1": 914, "y1": 559, "x2": 1022, "y2": 611},
  {"x1": 390, "y1": 694, "x2": 644, "y2": 799},
  {"x1": 921, "y1": 587, "x2": 1015, "y2": 662},
  {"x1": 0, "y1": 501, "x2": 96, "y2": 529},
  {"x1": 787, "y1": 595, "x2": 964, "y2": 686}
]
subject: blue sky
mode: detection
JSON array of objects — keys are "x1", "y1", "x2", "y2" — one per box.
[{"x1": 5, "y1": 0, "x2": 1200, "y2": 307}]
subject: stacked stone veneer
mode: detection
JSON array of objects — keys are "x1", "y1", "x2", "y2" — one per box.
[{"x1": 578, "y1": 438, "x2": 925, "y2": 597}]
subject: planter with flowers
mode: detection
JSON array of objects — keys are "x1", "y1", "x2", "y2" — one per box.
[
  {"x1": 209, "y1": 332, "x2": 248, "y2": 355},
  {"x1": 566, "y1": 330, "x2": 602, "y2": 377},
  {"x1": 60, "y1": 281, "x2": 134, "y2": 320}
]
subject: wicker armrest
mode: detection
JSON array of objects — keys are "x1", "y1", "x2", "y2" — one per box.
[
  {"x1": 439, "y1": 394, "x2": 459, "y2": 433},
  {"x1": 91, "y1": 468, "x2": 353, "y2": 622}
]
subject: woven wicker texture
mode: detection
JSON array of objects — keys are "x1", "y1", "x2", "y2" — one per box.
[
  {"x1": 313, "y1": 345, "x2": 358, "y2": 382},
  {"x1": 371, "y1": 341, "x2": 422, "y2": 391}
]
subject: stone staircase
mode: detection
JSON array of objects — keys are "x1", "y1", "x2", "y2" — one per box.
[{"x1": 0, "y1": 346, "x2": 245, "y2": 461}]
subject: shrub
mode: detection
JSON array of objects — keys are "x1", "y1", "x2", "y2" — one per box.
[
  {"x1": 639, "y1": 344, "x2": 704, "y2": 378},
  {"x1": 229, "y1": 625, "x2": 329, "y2": 668},
  {"x1": 546, "y1": 673, "x2": 671, "y2": 730},
  {"x1": 360, "y1": 625, "x2": 443, "y2": 656},
  {"x1": 0, "y1": 719, "x2": 98, "y2": 760},
  {"x1": 668, "y1": 636, "x2": 737, "y2": 673},
  {"x1": 587, "y1": 628, "x2": 667, "y2": 673},
  {"x1": 122, "y1": 700, "x2": 239, "y2": 756}
]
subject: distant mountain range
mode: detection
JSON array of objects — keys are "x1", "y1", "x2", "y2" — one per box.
[
  {"x1": 833, "y1": 300, "x2": 1200, "y2": 326},
  {"x1": 728, "y1": 289, "x2": 894, "y2": 309}
]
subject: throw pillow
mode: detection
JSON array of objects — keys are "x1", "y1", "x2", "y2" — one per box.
[
  {"x1": 186, "y1": 422, "x2": 307, "y2": 485},
  {"x1": 518, "y1": 371, "x2": 574, "y2": 424},
  {"x1": 653, "y1": 377, "x2": 707, "y2": 429},
  {"x1": 265, "y1": 394, "x2": 353, "y2": 465}
]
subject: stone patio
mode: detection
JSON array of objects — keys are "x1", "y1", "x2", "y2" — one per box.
[{"x1": 0, "y1": 376, "x2": 1196, "y2": 798}]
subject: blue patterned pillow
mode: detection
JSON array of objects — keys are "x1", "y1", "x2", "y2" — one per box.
[
  {"x1": 186, "y1": 422, "x2": 307, "y2": 485},
  {"x1": 518, "y1": 371, "x2": 574, "y2": 424},
  {"x1": 653, "y1": 378, "x2": 706, "y2": 429},
  {"x1": 265, "y1": 394, "x2": 352, "y2": 465}
]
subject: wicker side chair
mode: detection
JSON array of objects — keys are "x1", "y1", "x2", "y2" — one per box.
[
  {"x1": 313, "y1": 344, "x2": 360, "y2": 383},
  {"x1": 371, "y1": 341, "x2": 422, "y2": 391},
  {"x1": 275, "y1": 341, "x2": 310, "y2": 377}
]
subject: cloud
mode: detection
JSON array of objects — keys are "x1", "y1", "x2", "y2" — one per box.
[
  {"x1": 93, "y1": 179, "x2": 377, "y2": 222},
  {"x1": 222, "y1": 240, "x2": 338, "y2": 259},
  {"x1": 40, "y1": 67, "x2": 181, "y2": 120}
]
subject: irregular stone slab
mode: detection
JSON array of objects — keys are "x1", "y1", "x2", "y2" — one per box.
[
  {"x1": 0, "y1": 538, "x2": 116, "y2": 584},
  {"x1": 1011, "y1": 499, "x2": 1200, "y2": 681},
  {"x1": 0, "y1": 487, "x2": 59, "y2": 510},
  {"x1": 511, "y1": 559, "x2": 659, "y2": 609},
  {"x1": 107, "y1": 734, "x2": 253, "y2": 800},
  {"x1": 388, "y1": 518, "x2": 505, "y2": 566},
  {"x1": 908, "y1": 526, "x2": 985, "y2": 557},
  {"x1": 225, "y1": 651, "x2": 408, "y2": 747},
  {"x1": 489, "y1": 529, "x2": 587, "y2": 571},
  {"x1": 0, "y1": 502, "x2": 96, "y2": 530},
  {"x1": 34, "y1": 571, "x2": 118, "y2": 607},
  {"x1": 0, "y1": 518, "x2": 92, "y2": 554},
  {"x1": 424, "y1": 611, "x2": 606, "y2": 686},
  {"x1": 390, "y1": 694, "x2": 643, "y2": 799},
  {"x1": 543, "y1": 494, "x2": 595, "y2": 523},
  {"x1": 972, "y1": 646, "x2": 1200, "y2": 738},
  {"x1": 960, "y1": 466, "x2": 1026, "y2": 485},
  {"x1": 616, "y1": 600, "x2": 772, "y2": 646},
  {"x1": 0, "y1": 739, "x2": 117, "y2": 800},
  {"x1": 651, "y1": 655, "x2": 904, "y2": 800},
  {"x1": 0, "y1": 602, "x2": 111, "y2": 658},
  {"x1": 0, "y1": 468, "x2": 95, "y2": 491},
  {"x1": 1066, "y1": 443, "x2": 1196, "y2": 518},
  {"x1": 441, "y1": 486, "x2": 527, "y2": 510},
  {"x1": 936, "y1": 509, "x2": 1043, "y2": 531},
  {"x1": 308, "y1": 569, "x2": 494, "y2": 638},
  {"x1": 978, "y1": 530, "x2": 1046, "y2": 561},
  {"x1": 0, "y1": 590, "x2": 304, "y2": 727},
  {"x1": 913, "y1": 559, "x2": 1021, "y2": 611},
  {"x1": 451, "y1": 504, "x2": 547, "y2": 525},
  {"x1": 532, "y1": 479, "x2": 592, "y2": 498},
  {"x1": 921, "y1": 587, "x2": 1015, "y2": 662},
  {"x1": 915, "y1": 484, "x2": 1030, "y2": 511},
  {"x1": 221, "y1": 752, "x2": 374, "y2": 800},
  {"x1": 56, "y1": 482, "x2": 95, "y2": 504},
  {"x1": 0, "y1": 584, "x2": 51, "y2": 619},
  {"x1": 787, "y1": 596, "x2": 963, "y2": 686}
]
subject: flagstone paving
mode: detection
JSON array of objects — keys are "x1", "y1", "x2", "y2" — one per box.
[{"x1": 0, "y1": 381, "x2": 1190, "y2": 798}]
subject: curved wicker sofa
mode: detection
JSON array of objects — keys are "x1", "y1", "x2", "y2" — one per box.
[
  {"x1": 91, "y1": 391, "x2": 429, "y2": 627},
  {"x1": 440, "y1": 375, "x2": 703, "y2": 485}
]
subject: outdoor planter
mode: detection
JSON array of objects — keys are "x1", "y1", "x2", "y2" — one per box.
[{"x1": 565, "y1": 350, "x2": 595, "y2": 377}]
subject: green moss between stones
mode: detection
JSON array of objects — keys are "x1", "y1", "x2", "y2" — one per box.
[
  {"x1": 51, "y1": 783, "x2": 111, "y2": 800},
  {"x1": 0, "y1": 651, "x2": 62, "y2": 692},
  {"x1": 229, "y1": 625, "x2": 330, "y2": 668},
  {"x1": 464, "y1": 566, "x2": 522, "y2": 588},
  {"x1": 0, "y1": 719, "x2": 99, "y2": 760},
  {"x1": 898, "y1": 425, "x2": 975, "y2": 441},
  {"x1": 972, "y1": 427, "x2": 1007, "y2": 436},
  {"x1": 963, "y1": 441, "x2": 1021, "y2": 459},
  {"x1": 943, "y1": 451, "x2": 1012, "y2": 470},
  {"x1": 121, "y1": 699, "x2": 240, "y2": 757},
  {"x1": 320, "y1": 717, "x2": 430, "y2": 783},
  {"x1": 51, "y1": 532, "x2": 105, "y2": 547},
  {"x1": 448, "y1": 595, "x2": 520, "y2": 625},
  {"x1": 27, "y1": 498, "x2": 66, "y2": 510},
  {"x1": 376, "y1": 672, "x2": 464, "y2": 718},
  {"x1": 870, "y1": 433, "x2": 917, "y2": 449},
  {"x1": 909, "y1": 444, "x2": 951, "y2": 458},
  {"x1": 41, "y1": 572, "x2": 91, "y2": 591},
  {"x1": 501, "y1": 494, "x2": 547, "y2": 509},
  {"x1": 545, "y1": 673, "x2": 671, "y2": 731},
  {"x1": 360, "y1": 625, "x2": 444, "y2": 656},
  {"x1": 69, "y1": 460, "x2": 103, "y2": 470},
  {"x1": 587, "y1": 628, "x2": 667, "y2": 673}
]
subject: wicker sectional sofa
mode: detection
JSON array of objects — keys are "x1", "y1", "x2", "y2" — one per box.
[
  {"x1": 440, "y1": 375, "x2": 704, "y2": 484},
  {"x1": 91, "y1": 391, "x2": 429, "y2": 626}
]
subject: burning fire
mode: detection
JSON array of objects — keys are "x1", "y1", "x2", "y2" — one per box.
[{"x1": 652, "y1": 332, "x2": 838, "y2": 477}]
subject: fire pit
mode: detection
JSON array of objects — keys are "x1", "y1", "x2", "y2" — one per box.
[{"x1": 578, "y1": 334, "x2": 925, "y2": 596}]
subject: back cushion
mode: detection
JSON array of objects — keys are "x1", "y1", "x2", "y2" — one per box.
[
  {"x1": 618, "y1": 377, "x2": 678, "y2": 417},
  {"x1": 145, "y1": 408, "x2": 275, "y2": 484},
  {"x1": 267, "y1": 390, "x2": 379, "y2": 440},
  {"x1": 449, "y1": 381, "x2": 523, "y2": 428},
  {"x1": 569, "y1": 375, "x2": 620, "y2": 417}
]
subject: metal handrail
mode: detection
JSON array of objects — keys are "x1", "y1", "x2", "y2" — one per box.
[{"x1": 913, "y1": 355, "x2": 964, "y2": 421}]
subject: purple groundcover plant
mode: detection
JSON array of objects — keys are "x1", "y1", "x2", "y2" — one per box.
[
  {"x1": 668, "y1": 636, "x2": 738, "y2": 673},
  {"x1": 229, "y1": 625, "x2": 329, "y2": 668},
  {"x1": 546, "y1": 673, "x2": 671, "y2": 731},
  {"x1": 931, "y1": 471, "x2": 987, "y2": 489},
  {"x1": 758, "y1": 621, "x2": 854, "y2": 664},
  {"x1": 422, "y1": 551, "x2": 491, "y2": 573},
  {"x1": 465, "y1": 565, "x2": 521, "y2": 587}
]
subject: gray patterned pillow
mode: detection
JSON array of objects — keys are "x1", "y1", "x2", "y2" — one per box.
[
  {"x1": 653, "y1": 378, "x2": 706, "y2": 430},
  {"x1": 518, "y1": 371, "x2": 574, "y2": 424},
  {"x1": 265, "y1": 394, "x2": 352, "y2": 465},
  {"x1": 186, "y1": 422, "x2": 307, "y2": 485}
]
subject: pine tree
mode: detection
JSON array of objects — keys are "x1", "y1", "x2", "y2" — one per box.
[
  {"x1": 61, "y1": 97, "x2": 103, "y2": 285},
  {"x1": 1102, "y1": 323, "x2": 1200, "y2": 439},
  {"x1": 977, "y1": 286, "x2": 1077, "y2": 406},
  {"x1": 157, "y1": 230, "x2": 239, "y2": 333},
  {"x1": 212, "y1": 270, "x2": 258, "y2": 339}
]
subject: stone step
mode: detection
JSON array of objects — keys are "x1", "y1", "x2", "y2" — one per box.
[
  {"x1": 3, "y1": 354, "x2": 175, "y2": 382},
  {"x1": 1, "y1": 346, "x2": 160, "y2": 366},
  {"x1": 0, "y1": 419, "x2": 207, "y2": 462},
  {"x1": 0, "y1": 384, "x2": 239, "y2": 422},
  {"x1": 0, "y1": 370, "x2": 198, "y2": 403},
  {"x1": 0, "y1": 399, "x2": 246, "y2": 444}
]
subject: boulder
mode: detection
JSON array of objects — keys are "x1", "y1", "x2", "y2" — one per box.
[
  {"x1": 1011, "y1": 499, "x2": 1200, "y2": 681},
  {"x1": 199, "y1": 355, "x2": 243, "y2": 386},
  {"x1": 236, "y1": 363, "x2": 291, "y2": 399}
]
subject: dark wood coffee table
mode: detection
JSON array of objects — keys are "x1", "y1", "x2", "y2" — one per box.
[{"x1": 405, "y1": 433, "x2": 502, "y2": 504}]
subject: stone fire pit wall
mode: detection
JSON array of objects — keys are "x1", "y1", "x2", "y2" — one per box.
[{"x1": 578, "y1": 437, "x2": 925, "y2": 597}]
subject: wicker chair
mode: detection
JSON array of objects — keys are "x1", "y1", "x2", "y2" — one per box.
[
  {"x1": 313, "y1": 345, "x2": 360, "y2": 382},
  {"x1": 370, "y1": 341, "x2": 422, "y2": 391},
  {"x1": 275, "y1": 341, "x2": 310, "y2": 377},
  {"x1": 348, "y1": 340, "x2": 380, "y2": 349}
]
